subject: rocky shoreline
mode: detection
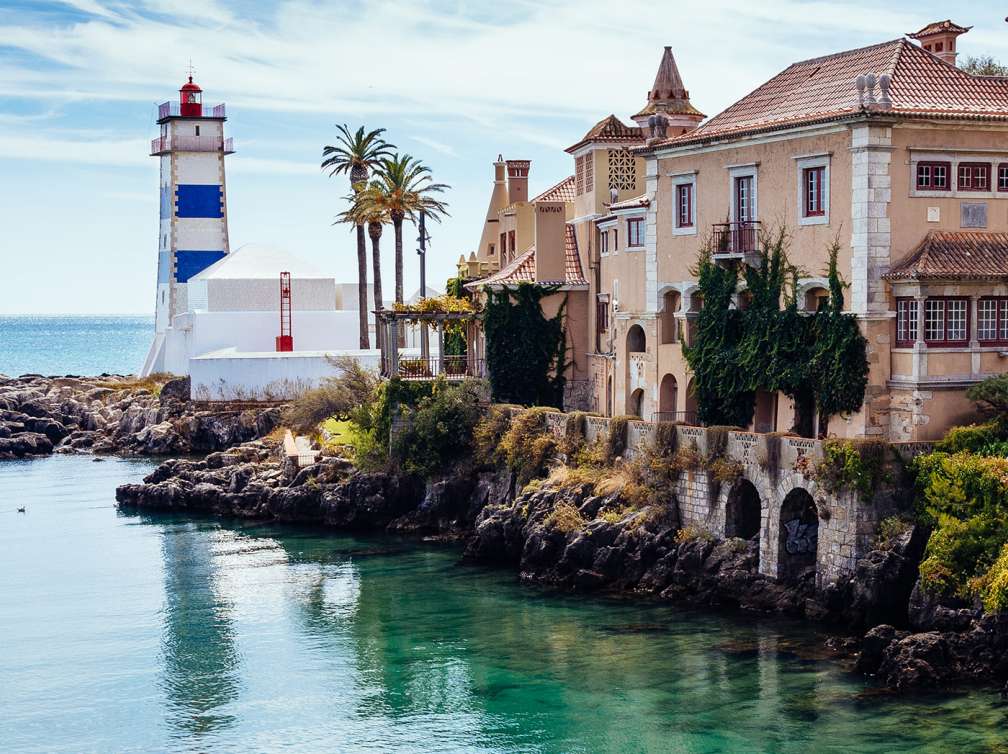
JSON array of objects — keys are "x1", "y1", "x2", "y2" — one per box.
[
  {"x1": 0, "y1": 374, "x2": 280, "y2": 459},
  {"x1": 113, "y1": 438, "x2": 1008, "y2": 694}
]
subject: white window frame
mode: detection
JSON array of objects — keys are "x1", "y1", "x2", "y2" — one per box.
[
  {"x1": 794, "y1": 154, "x2": 830, "y2": 226},
  {"x1": 728, "y1": 164, "x2": 758, "y2": 224},
  {"x1": 671, "y1": 172, "x2": 698, "y2": 236}
]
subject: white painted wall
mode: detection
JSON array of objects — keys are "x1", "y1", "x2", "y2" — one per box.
[
  {"x1": 206, "y1": 278, "x2": 336, "y2": 312},
  {"x1": 187, "y1": 310, "x2": 368, "y2": 356},
  {"x1": 176, "y1": 217, "x2": 226, "y2": 250}
]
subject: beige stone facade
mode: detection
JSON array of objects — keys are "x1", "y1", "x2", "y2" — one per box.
[{"x1": 468, "y1": 22, "x2": 1008, "y2": 437}]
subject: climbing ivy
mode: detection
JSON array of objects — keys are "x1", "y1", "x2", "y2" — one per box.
[
  {"x1": 683, "y1": 229, "x2": 868, "y2": 434},
  {"x1": 483, "y1": 282, "x2": 568, "y2": 409}
]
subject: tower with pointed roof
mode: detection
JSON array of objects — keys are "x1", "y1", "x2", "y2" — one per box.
[
  {"x1": 631, "y1": 46, "x2": 705, "y2": 136},
  {"x1": 476, "y1": 155, "x2": 509, "y2": 264}
]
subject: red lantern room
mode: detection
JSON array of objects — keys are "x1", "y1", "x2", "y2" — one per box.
[{"x1": 179, "y1": 76, "x2": 202, "y2": 117}]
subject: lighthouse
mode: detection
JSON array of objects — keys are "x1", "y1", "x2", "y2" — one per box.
[{"x1": 141, "y1": 74, "x2": 234, "y2": 376}]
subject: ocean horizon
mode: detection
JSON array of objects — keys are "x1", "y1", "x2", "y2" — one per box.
[{"x1": 0, "y1": 315, "x2": 154, "y2": 377}]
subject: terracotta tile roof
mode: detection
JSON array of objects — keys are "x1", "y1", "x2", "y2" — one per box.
[
  {"x1": 566, "y1": 114, "x2": 644, "y2": 153},
  {"x1": 564, "y1": 224, "x2": 588, "y2": 286},
  {"x1": 649, "y1": 39, "x2": 1008, "y2": 149},
  {"x1": 609, "y1": 194, "x2": 650, "y2": 211},
  {"x1": 908, "y1": 20, "x2": 971, "y2": 39},
  {"x1": 532, "y1": 175, "x2": 576, "y2": 203},
  {"x1": 884, "y1": 231, "x2": 1008, "y2": 281},
  {"x1": 466, "y1": 224, "x2": 587, "y2": 289}
]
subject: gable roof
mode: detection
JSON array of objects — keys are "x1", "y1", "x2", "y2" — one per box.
[
  {"x1": 466, "y1": 224, "x2": 587, "y2": 289},
  {"x1": 649, "y1": 38, "x2": 1008, "y2": 149},
  {"x1": 532, "y1": 175, "x2": 576, "y2": 203},
  {"x1": 908, "y1": 19, "x2": 971, "y2": 39},
  {"x1": 566, "y1": 114, "x2": 644, "y2": 153},
  {"x1": 884, "y1": 231, "x2": 1008, "y2": 281}
]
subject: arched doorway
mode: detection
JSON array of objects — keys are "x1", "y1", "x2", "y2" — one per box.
[
  {"x1": 726, "y1": 479, "x2": 761, "y2": 542},
  {"x1": 628, "y1": 388, "x2": 644, "y2": 418},
  {"x1": 778, "y1": 488, "x2": 819, "y2": 582},
  {"x1": 661, "y1": 291, "x2": 681, "y2": 344},
  {"x1": 684, "y1": 377, "x2": 698, "y2": 423},
  {"x1": 627, "y1": 324, "x2": 646, "y2": 353},
  {"x1": 659, "y1": 374, "x2": 678, "y2": 419}
]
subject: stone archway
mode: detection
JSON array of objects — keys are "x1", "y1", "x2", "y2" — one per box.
[
  {"x1": 628, "y1": 388, "x2": 644, "y2": 418},
  {"x1": 778, "y1": 488, "x2": 819, "y2": 582},
  {"x1": 725, "y1": 478, "x2": 761, "y2": 542},
  {"x1": 627, "y1": 324, "x2": 646, "y2": 353},
  {"x1": 659, "y1": 373, "x2": 678, "y2": 418}
]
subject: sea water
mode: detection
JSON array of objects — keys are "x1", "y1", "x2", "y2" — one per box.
[
  {"x1": 1, "y1": 455, "x2": 1006, "y2": 754},
  {"x1": 0, "y1": 316, "x2": 153, "y2": 377}
]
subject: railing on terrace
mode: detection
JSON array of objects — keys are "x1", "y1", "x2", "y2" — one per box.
[
  {"x1": 158, "y1": 101, "x2": 227, "y2": 119},
  {"x1": 712, "y1": 220, "x2": 760, "y2": 255},
  {"x1": 385, "y1": 356, "x2": 486, "y2": 380},
  {"x1": 283, "y1": 430, "x2": 318, "y2": 468},
  {"x1": 652, "y1": 411, "x2": 699, "y2": 425},
  {"x1": 150, "y1": 135, "x2": 234, "y2": 155}
]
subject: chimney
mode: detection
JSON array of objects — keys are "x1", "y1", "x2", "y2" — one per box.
[
  {"x1": 533, "y1": 201, "x2": 566, "y2": 283},
  {"x1": 907, "y1": 19, "x2": 971, "y2": 66},
  {"x1": 506, "y1": 160, "x2": 530, "y2": 205}
]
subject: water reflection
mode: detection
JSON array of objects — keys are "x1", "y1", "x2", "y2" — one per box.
[{"x1": 158, "y1": 520, "x2": 240, "y2": 739}]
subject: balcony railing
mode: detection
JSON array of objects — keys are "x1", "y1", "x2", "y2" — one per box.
[
  {"x1": 150, "y1": 135, "x2": 234, "y2": 155},
  {"x1": 712, "y1": 220, "x2": 760, "y2": 256},
  {"x1": 384, "y1": 356, "x2": 486, "y2": 380},
  {"x1": 157, "y1": 101, "x2": 227, "y2": 119}
]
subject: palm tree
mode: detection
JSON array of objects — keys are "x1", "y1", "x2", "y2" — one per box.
[
  {"x1": 338, "y1": 187, "x2": 389, "y2": 353},
  {"x1": 371, "y1": 154, "x2": 450, "y2": 304},
  {"x1": 321, "y1": 125, "x2": 394, "y2": 349}
]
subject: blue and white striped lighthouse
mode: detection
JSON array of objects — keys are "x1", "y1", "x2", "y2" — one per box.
[{"x1": 142, "y1": 74, "x2": 234, "y2": 375}]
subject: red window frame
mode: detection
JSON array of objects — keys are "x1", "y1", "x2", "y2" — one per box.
[
  {"x1": 923, "y1": 297, "x2": 970, "y2": 346},
  {"x1": 958, "y1": 162, "x2": 991, "y2": 192},
  {"x1": 803, "y1": 166, "x2": 826, "y2": 217},
  {"x1": 998, "y1": 164, "x2": 1008, "y2": 192},
  {"x1": 916, "y1": 161, "x2": 951, "y2": 191},
  {"x1": 627, "y1": 217, "x2": 645, "y2": 247},
  {"x1": 895, "y1": 298, "x2": 918, "y2": 347},
  {"x1": 978, "y1": 297, "x2": 1008, "y2": 345},
  {"x1": 676, "y1": 183, "x2": 693, "y2": 228}
]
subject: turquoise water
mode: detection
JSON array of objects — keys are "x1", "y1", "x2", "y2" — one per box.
[
  {"x1": 2, "y1": 455, "x2": 1006, "y2": 754},
  {"x1": 0, "y1": 316, "x2": 152, "y2": 376}
]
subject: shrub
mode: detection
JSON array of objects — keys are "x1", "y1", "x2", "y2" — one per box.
[
  {"x1": 675, "y1": 525, "x2": 714, "y2": 545},
  {"x1": 544, "y1": 501, "x2": 586, "y2": 534},
  {"x1": 605, "y1": 416, "x2": 632, "y2": 462},
  {"x1": 392, "y1": 380, "x2": 485, "y2": 477},
  {"x1": 935, "y1": 420, "x2": 1008, "y2": 455},
  {"x1": 977, "y1": 543, "x2": 1008, "y2": 613},
  {"x1": 285, "y1": 357, "x2": 379, "y2": 434},
  {"x1": 473, "y1": 405, "x2": 515, "y2": 466},
  {"x1": 653, "y1": 421, "x2": 679, "y2": 458},
  {"x1": 876, "y1": 516, "x2": 913, "y2": 550},
  {"x1": 498, "y1": 407, "x2": 557, "y2": 484},
  {"x1": 573, "y1": 438, "x2": 608, "y2": 469},
  {"x1": 966, "y1": 374, "x2": 1008, "y2": 416},
  {"x1": 708, "y1": 456, "x2": 743, "y2": 484},
  {"x1": 562, "y1": 411, "x2": 588, "y2": 457},
  {"x1": 671, "y1": 443, "x2": 704, "y2": 473},
  {"x1": 816, "y1": 438, "x2": 888, "y2": 499}
]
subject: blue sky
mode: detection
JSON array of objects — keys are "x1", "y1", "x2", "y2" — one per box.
[{"x1": 2, "y1": 0, "x2": 1008, "y2": 314}]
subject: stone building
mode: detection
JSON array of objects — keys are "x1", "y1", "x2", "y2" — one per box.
[{"x1": 469, "y1": 20, "x2": 1008, "y2": 440}]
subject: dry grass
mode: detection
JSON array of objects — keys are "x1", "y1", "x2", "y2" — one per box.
[
  {"x1": 675, "y1": 525, "x2": 715, "y2": 545},
  {"x1": 91, "y1": 372, "x2": 174, "y2": 396},
  {"x1": 544, "y1": 501, "x2": 587, "y2": 534}
]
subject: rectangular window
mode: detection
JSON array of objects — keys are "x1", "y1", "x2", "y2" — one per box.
[
  {"x1": 676, "y1": 184, "x2": 693, "y2": 228},
  {"x1": 627, "y1": 218, "x2": 645, "y2": 247},
  {"x1": 575, "y1": 155, "x2": 585, "y2": 195},
  {"x1": 803, "y1": 166, "x2": 825, "y2": 217},
  {"x1": 979, "y1": 297, "x2": 1008, "y2": 344},
  {"x1": 924, "y1": 298, "x2": 969, "y2": 345},
  {"x1": 999, "y1": 164, "x2": 1008, "y2": 192},
  {"x1": 508, "y1": 230, "x2": 516, "y2": 253},
  {"x1": 916, "y1": 161, "x2": 950, "y2": 191},
  {"x1": 958, "y1": 163, "x2": 991, "y2": 191},
  {"x1": 500, "y1": 233, "x2": 507, "y2": 258},
  {"x1": 599, "y1": 229, "x2": 609, "y2": 254},
  {"x1": 488, "y1": 243, "x2": 495, "y2": 256},
  {"x1": 596, "y1": 299, "x2": 609, "y2": 332},
  {"x1": 896, "y1": 298, "x2": 918, "y2": 346},
  {"x1": 735, "y1": 176, "x2": 754, "y2": 221}
]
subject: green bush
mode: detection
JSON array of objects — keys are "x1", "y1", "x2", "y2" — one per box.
[
  {"x1": 817, "y1": 438, "x2": 888, "y2": 499},
  {"x1": 284, "y1": 356, "x2": 379, "y2": 433},
  {"x1": 391, "y1": 380, "x2": 485, "y2": 477},
  {"x1": 977, "y1": 543, "x2": 1008, "y2": 613},
  {"x1": 935, "y1": 420, "x2": 1008, "y2": 455},
  {"x1": 966, "y1": 374, "x2": 1008, "y2": 416}
]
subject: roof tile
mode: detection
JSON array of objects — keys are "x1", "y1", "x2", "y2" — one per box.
[
  {"x1": 532, "y1": 175, "x2": 576, "y2": 203},
  {"x1": 884, "y1": 231, "x2": 1008, "y2": 280}
]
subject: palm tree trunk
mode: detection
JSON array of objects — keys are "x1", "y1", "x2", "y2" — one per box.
[
  {"x1": 356, "y1": 223, "x2": 369, "y2": 349},
  {"x1": 370, "y1": 229, "x2": 384, "y2": 355},
  {"x1": 393, "y1": 216, "x2": 404, "y2": 305}
]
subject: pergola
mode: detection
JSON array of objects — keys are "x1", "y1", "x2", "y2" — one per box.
[{"x1": 376, "y1": 309, "x2": 485, "y2": 380}]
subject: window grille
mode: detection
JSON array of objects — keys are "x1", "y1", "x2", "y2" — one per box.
[
  {"x1": 608, "y1": 149, "x2": 636, "y2": 192},
  {"x1": 896, "y1": 298, "x2": 918, "y2": 345}
]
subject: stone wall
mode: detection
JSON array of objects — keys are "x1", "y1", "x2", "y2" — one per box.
[{"x1": 501, "y1": 406, "x2": 922, "y2": 589}]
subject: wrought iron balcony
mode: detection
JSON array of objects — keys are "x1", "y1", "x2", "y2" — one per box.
[{"x1": 711, "y1": 220, "x2": 760, "y2": 257}]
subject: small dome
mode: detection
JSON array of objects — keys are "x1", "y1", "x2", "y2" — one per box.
[{"x1": 180, "y1": 76, "x2": 202, "y2": 93}]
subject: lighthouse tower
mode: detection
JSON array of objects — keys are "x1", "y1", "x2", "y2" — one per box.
[{"x1": 141, "y1": 74, "x2": 234, "y2": 376}]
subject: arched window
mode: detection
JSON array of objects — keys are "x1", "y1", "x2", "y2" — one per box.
[
  {"x1": 627, "y1": 324, "x2": 646, "y2": 353},
  {"x1": 804, "y1": 286, "x2": 829, "y2": 312},
  {"x1": 659, "y1": 374, "x2": 678, "y2": 419},
  {"x1": 726, "y1": 479, "x2": 761, "y2": 543},
  {"x1": 661, "y1": 291, "x2": 681, "y2": 344},
  {"x1": 629, "y1": 388, "x2": 645, "y2": 418}
]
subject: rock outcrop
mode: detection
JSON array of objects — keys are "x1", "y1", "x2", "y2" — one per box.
[{"x1": 0, "y1": 374, "x2": 280, "y2": 459}]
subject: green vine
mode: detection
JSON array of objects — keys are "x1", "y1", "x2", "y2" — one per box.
[
  {"x1": 483, "y1": 282, "x2": 568, "y2": 408},
  {"x1": 683, "y1": 229, "x2": 868, "y2": 434}
]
